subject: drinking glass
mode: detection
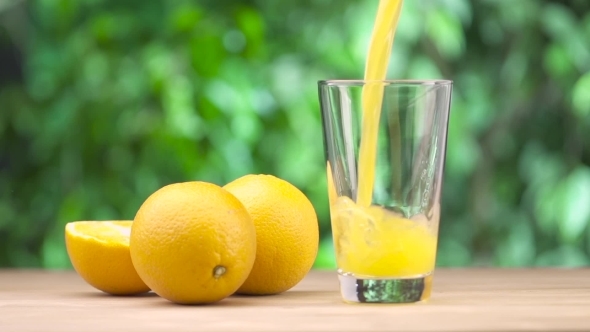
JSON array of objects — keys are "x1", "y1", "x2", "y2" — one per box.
[{"x1": 318, "y1": 80, "x2": 452, "y2": 303}]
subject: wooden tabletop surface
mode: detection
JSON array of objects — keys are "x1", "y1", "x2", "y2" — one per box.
[{"x1": 1, "y1": 269, "x2": 590, "y2": 332}]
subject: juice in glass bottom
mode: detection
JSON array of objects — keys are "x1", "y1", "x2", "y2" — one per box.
[{"x1": 331, "y1": 196, "x2": 438, "y2": 303}]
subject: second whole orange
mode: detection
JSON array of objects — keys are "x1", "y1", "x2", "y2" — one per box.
[{"x1": 224, "y1": 174, "x2": 319, "y2": 295}]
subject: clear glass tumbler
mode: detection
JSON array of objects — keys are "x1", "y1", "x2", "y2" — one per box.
[{"x1": 318, "y1": 80, "x2": 452, "y2": 303}]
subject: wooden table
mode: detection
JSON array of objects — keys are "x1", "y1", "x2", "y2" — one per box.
[{"x1": 1, "y1": 269, "x2": 590, "y2": 331}]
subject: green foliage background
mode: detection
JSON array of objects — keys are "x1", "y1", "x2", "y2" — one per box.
[{"x1": 1, "y1": 0, "x2": 590, "y2": 269}]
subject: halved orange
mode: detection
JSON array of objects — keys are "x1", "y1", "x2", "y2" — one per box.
[{"x1": 65, "y1": 221, "x2": 149, "y2": 295}]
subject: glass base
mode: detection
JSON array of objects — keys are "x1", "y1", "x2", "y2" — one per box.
[{"x1": 338, "y1": 270, "x2": 433, "y2": 304}]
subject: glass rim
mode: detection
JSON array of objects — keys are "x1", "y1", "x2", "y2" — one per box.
[{"x1": 318, "y1": 79, "x2": 453, "y2": 87}]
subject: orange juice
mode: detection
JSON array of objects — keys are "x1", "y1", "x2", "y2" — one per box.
[
  {"x1": 331, "y1": 197, "x2": 437, "y2": 277},
  {"x1": 329, "y1": 0, "x2": 438, "y2": 279}
]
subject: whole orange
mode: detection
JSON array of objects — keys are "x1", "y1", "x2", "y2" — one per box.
[
  {"x1": 224, "y1": 174, "x2": 319, "y2": 295},
  {"x1": 130, "y1": 181, "x2": 256, "y2": 304}
]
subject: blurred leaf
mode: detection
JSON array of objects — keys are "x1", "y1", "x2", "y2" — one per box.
[
  {"x1": 235, "y1": 6, "x2": 266, "y2": 58},
  {"x1": 572, "y1": 72, "x2": 590, "y2": 119},
  {"x1": 544, "y1": 43, "x2": 575, "y2": 79},
  {"x1": 541, "y1": 3, "x2": 577, "y2": 40},
  {"x1": 495, "y1": 214, "x2": 535, "y2": 267},
  {"x1": 41, "y1": 225, "x2": 71, "y2": 269},
  {"x1": 168, "y1": 4, "x2": 203, "y2": 34},
  {"x1": 558, "y1": 167, "x2": 590, "y2": 242},
  {"x1": 445, "y1": 104, "x2": 480, "y2": 178},
  {"x1": 436, "y1": 238, "x2": 471, "y2": 267},
  {"x1": 0, "y1": 202, "x2": 14, "y2": 231},
  {"x1": 497, "y1": 0, "x2": 538, "y2": 31},
  {"x1": 407, "y1": 56, "x2": 443, "y2": 79},
  {"x1": 536, "y1": 245, "x2": 589, "y2": 267},
  {"x1": 441, "y1": 0, "x2": 472, "y2": 25},
  {"x1": 426, "y1": 9, "x2": 465, "y2": 59},
  {"x1": 313, "y1": 237, "x2": 336, "y2": 269}
]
